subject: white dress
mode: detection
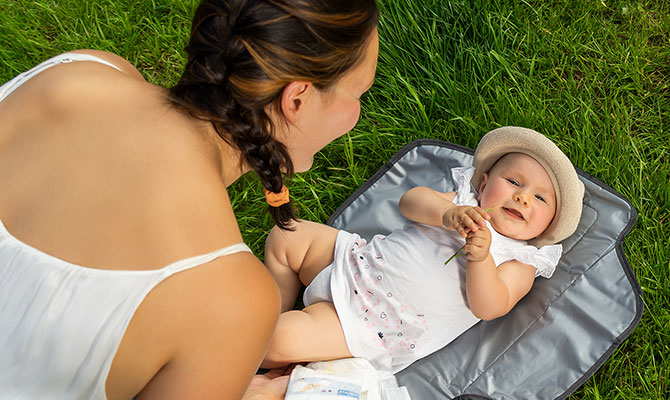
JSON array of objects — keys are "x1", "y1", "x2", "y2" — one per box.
[{"x1": 304, "y1": 167, "x2": 562, "y2": 373}]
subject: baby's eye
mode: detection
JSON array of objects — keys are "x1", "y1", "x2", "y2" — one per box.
[
  {"x1": 535, "y1": 194, "x2": 547, "y2": 203},
  {"x1": 506, "y1": 178, "x2": 519, "y2": 186}
]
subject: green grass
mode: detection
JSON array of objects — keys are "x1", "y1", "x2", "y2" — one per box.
[{"x1": 1, "y1": 0, "x2": 668, "y2": 398}]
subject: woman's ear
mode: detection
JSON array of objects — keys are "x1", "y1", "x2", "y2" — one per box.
[{"x1": 279, "y1": 81, "x2": 312, "y2": 124}]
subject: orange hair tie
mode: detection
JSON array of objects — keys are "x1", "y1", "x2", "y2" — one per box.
[{"x1": 264, "y1": 185, "x2": 290, "y2": 207}]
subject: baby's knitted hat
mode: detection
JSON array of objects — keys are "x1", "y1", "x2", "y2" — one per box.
[{"x1": 472, "y1": 126, "x2": 585, "y2": 247}]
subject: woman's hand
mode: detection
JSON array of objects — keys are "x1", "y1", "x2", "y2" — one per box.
[
  {"x1": 464, "y1": 226, "x2": 492, "y2": 262},
  {"x1": 442, "y1": 206, "x2": 489, "y2": 238},
  {"x1": 242, "y1": 367, "x2": 293, "y2": 400}
]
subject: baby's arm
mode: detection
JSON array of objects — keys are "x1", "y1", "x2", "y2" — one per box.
[
  {"x1": 465, "y1": 228, "x2": 537, "y2": 320},
  {"x1": 398, "y1": 186, "x2": 489, "y2": 237},
  {"x1": 399, "y1": 187, "x2": 536, "y2": 320}
]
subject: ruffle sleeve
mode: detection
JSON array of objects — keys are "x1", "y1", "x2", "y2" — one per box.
[
  {"x1": 495, "y1": 243, "x2": 562, "y2": 278},
  {"x1": 450, "y1": 166, "x2": 478, "y2": 207}
]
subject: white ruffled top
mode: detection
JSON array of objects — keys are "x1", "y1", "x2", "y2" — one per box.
[{"x1": 322, "y1": 166, "x2": 563, "y2": 373}]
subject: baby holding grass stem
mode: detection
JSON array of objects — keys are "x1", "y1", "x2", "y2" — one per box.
[{"x1": 263, "y1": 126, "x2": 585, "y2": 373}]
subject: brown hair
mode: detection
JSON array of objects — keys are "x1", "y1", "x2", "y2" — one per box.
[{"x1": 169, "y1": 0, "x2": 379, "y2": 229}]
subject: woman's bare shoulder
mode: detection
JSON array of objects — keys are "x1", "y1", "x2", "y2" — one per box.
[
  {"x1": 26, "y1": 49, "x2": 146, "y2": 92},
  {"x1": 2, "y1": 50, "x2": 155, "y2": 123},
  {"x1": 67, "y1": 49, "x2": 146, "y2": 81}
]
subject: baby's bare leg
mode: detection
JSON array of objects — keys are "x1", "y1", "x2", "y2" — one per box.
[
  {"x1": 262, "y1": 302, "x2": 352, "y2": 368},
  {"x1": 264, "y1": 220, "x2": 339, "y2": 312}
]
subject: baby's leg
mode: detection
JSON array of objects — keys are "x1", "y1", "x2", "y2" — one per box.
[
  {"x1": 265, "y1": 220, "x2": 339, "y2": 312},
  {"x1": 262, "y1": 301, "x2": 352, "y2": 369}
]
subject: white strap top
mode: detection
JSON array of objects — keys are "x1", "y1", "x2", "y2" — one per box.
[
  {"x1": 0, "y1": 52, "x2": 122, "y2": 101},
  {"x1": 0, "y1": 54, "x2": 253, "y2": 399}
]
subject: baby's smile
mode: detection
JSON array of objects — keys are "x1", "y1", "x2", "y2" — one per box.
[
  {"x1": 501, "y1": 207, "x2": 525, "y2": 221},
  {"x1": 478, "y1": 153, "x2": 557, "y2": 241}
]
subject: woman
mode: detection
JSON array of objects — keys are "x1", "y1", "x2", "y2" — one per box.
[{"x1": 0, "y1": 0, "x2": 379, "y2": 398}]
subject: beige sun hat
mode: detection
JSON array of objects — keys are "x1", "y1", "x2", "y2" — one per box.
[{"x1": 472, "y1": 126, "x2": 585, "y2": 247}]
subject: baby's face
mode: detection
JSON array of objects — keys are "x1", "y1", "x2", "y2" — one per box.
[{"x1": 478, "y1": 153, "x2": 557, "y2": 241}]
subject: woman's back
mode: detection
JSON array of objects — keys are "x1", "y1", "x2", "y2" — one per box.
[
  {"x1": 0, "y1": 51, "x2": 236, "y2": 269},
  {"x1": 0, "y1": 52, "x2": 280, "y2": 399}
]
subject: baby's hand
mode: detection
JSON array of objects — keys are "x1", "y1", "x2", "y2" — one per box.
[
  {"x1": 464, "y1": 227, "x2": 492, "y2": 262},
  {"x1": 442, "y1": 205, "x2": 490, "y2": 238}
]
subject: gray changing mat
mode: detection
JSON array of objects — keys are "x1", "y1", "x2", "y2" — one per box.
[{"x1": 327, "y1": 139, "x2": 641, "y2": 400}]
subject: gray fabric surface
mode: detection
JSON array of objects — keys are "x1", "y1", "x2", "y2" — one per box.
[{"x1": 327, "y1": 140, "x2": 641, "y2": 400}]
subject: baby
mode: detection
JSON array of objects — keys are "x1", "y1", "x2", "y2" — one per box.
[{"x1": 262, "y1": 126, "x2": 585, "y2": 373}]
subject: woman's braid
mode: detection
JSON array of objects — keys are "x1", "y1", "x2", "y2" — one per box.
[{"x1": 169, "y1": 0, "x2": 378, "y2": 229}]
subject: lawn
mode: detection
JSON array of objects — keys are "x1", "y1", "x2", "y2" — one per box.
[{"x1": 1, "y1": 0, "x2": 667, "y2": 398}]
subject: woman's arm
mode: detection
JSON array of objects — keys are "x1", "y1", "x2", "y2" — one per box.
[{"x1": 134, "y1": 253, "x2": 281, "y2": 400}]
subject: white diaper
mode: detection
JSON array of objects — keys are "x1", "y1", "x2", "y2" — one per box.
[
  {"x1": 285, "y1": 358, "x2": 411, "y2": 400},
  {"x1": 303, "y1": 265, "x2": 334, "y2": 307}
]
